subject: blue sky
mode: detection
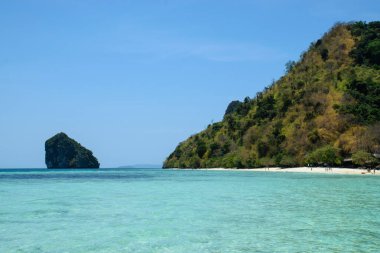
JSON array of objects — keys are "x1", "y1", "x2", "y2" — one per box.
[{"x1": 1, "y1": 0, "x2": 379, "y2": 168}]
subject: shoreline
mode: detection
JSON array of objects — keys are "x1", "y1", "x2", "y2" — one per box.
[{"x1": 171, "y1": 167, "x2": 379, "y2": 175}]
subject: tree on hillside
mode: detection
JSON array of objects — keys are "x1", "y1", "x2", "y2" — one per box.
[
  {"x1": 225, "y1": 100, "x2": 242, "y2": 116},
  {"x1": 306, "y1": 146, "x2": 342, "y2": 167},
  {"x1": 285, "y1": 60, "x2": 296, "y2": 73},
  {"x1": 352, "y1": 150, "x2": 377, "y2": 169},
  {"x1": 350, "y1": 21, "x2": 380, "y2": 66}
]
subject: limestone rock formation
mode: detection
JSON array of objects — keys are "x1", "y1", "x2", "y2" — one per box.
[{"x1": 45, "y1": 132, "x2": 100, "y2": 168}]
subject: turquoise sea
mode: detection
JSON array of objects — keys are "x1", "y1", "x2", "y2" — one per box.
[{"x1": 0, "y1": 168, "x2": 379, "y2": 253}]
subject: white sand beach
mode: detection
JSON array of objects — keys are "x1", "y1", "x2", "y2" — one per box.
[{"x1": 180, "y1": 167, "x2": 378, "y2": 175}]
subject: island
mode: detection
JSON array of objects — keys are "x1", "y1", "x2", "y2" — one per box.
[
  {"x1": 45, "y1": 132, "x2": 100, "y2": 169},
  {"x1": 164, "y1": 21, "x2": 380, "y2": 169}
]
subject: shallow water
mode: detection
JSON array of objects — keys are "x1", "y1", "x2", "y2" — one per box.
[{"x1": 0, "y1": 168, "x2": 379, "y2": 253}]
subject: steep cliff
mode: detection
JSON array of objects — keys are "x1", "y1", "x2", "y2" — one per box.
[{"x1": 45, "y1": 132, "x2": 100, "y2": 168}]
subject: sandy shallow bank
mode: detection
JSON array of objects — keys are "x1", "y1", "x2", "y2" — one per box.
[{"x1": 172, "y1": 167, "x2": 379, "y2": 175}]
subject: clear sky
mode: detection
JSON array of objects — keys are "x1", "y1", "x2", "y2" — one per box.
[{"x1": 1, "y1": 0, "x2": 379, "y2": 168}]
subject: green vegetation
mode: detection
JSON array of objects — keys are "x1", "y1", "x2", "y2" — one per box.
[
  {"x1": 306, "y1": 146, "x2": 342, "y2": 167},
  {"x1": 338, "y1": 77, "x2": 380, "y2": 124},
  {"x1": 163, "y1": 22, "x2": 380, "y2": 169},
  {"x1": 350, "y1": 21, "x2": 380, "y2": 67},
  {"x1": 352, "y1": 150, "x2": 378, "y2": 168}
]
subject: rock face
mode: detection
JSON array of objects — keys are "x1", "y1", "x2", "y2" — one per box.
[{"x1": 45, "y1": 132, "x2": 100, "y2": 168}]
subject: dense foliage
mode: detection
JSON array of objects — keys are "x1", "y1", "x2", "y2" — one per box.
[
  {"x1": 306, "y1": 146, "x2": 342, "y2": 166},
  {"x1": 164, "y1": 22, "x2": 380, "y2": 169},
  {"x1": 352, "y1": 150, "x2": 377, "y2": 168},
  {"x1": 350, "y1": 21, "x2": 380, "y2": 67}
]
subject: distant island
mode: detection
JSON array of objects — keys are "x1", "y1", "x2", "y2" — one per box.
[
  {"x1": 164, "y1": 21, "x2": 380, "y2": 169},
  {"x1": 118, "y1": 164, "x2": 162, "y2": 169},
  {"x1": 45, "y1": 132, "x2": 100, "y2": 169}
]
